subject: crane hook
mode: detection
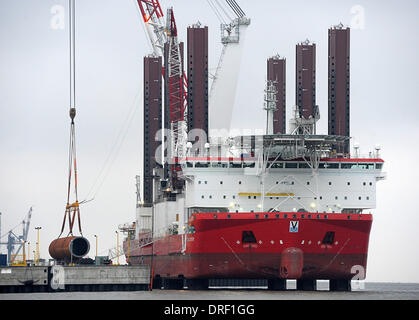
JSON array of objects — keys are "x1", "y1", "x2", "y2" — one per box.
[{"x1": 70, "y1": 107, "x2": 76, "y2": 122}]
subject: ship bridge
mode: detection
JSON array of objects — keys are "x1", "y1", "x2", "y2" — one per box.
[{"x1": 228, "y1": 134, "x2": 350, "y2": 162}]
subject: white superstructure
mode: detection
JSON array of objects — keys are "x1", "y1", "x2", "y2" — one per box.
[{"x1": 135, "y1": 135, "x2": 385, "y2": 238}]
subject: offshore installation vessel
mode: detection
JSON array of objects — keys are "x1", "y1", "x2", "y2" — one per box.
[{"x1": 121, "y1": 0, "x2": 385, "y2": 291}]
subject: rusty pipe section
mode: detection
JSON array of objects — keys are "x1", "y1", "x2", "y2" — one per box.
[{"x1": 49, "y1": 236, "x2": 90, "y2": 260}]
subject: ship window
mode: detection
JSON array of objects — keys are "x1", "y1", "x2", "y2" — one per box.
[
  {"x1": 195, "y1": 162, "x2": 209, "y2": 168},
  {"x1": 275, "y1": 214, "x2": 280, "y2": 219},
  {"x1": 201, "y1": 195, "x2": 204, "y2": 199},
  {"x1": 308, "y1": 214, "x2": 312, "y2": 219},
  {"x1": 270, "y1": 162, "x2": 283, "y2": 169},
  {"x1": 243, "y1": 162, "x2": 255, "y2": 168},
  {"x1": 264, "y1": 214, "x2": 269, "y2": 219},
  {"x1": 255, "y1": 214, "x2": 260, "y2": 219},
  {"x1": 285, "y1": 163, "x2": 298, "y2": 169},
  {"x1": 248, "y1": 196, "x2": 251, "y2": 199},
  {"x1": 358, "y1": 196, "x2": 362, "y2": 200},
  {"x1": 223, "y1": 195, "x2": 226, "y2": 199},
  {"x1": 341, "y1": 163, "x2": 358, "y2": 169},
  {"x1": 186, "y1": 162, "x2": 194, "y2": 168},
  {"x1": 358, "y1": 163, "x2": 374, "y2": 170},
  {"x1": 229, "y1": 162, "x2": 242, "y2": 168},
  {"x1": 220, "y1": 181, "x2": 223, "y2": 184},
  {"x1": 376, "y1": 163, "x2": 383, "y2": 170},
  {"x1": 209, "y1": 195, "x2": 212, "y2": 199},
  {"x1": 232, "y1": 195, "x2": 236, "y2": 199},
  {"x1": 239, "y1": 181, "x2": 242, "y2": 185},
  {"x1": 347, "y1": 182, "x2": 351, "y2": 186},
  {"x1": 284, "y1": 214, "x2": 288, "y2": 219},
  {"x1": 329, "y1": 182, "x2": 332, "y2": 185},
  {"x1": 307, "y1": 181, "x2": 310, "y2": 185},
  {"x1": 212, "y1": 162, "x2": 227, "y2": 168},
  {"x1": 198, "y1": 181, "x2": 201, "y2": 184},
  {"x1": 205, "y1": 181, "x2": 207, "y2": 184},
  {"x1": 367, "y1": 196, "x2": 370, "y2": 200},
  {"x1": 320, "y1": 163, "x2": 339, "y2": 169},
  {"x1": 242, "y1": 231, "x2": 257, "y2": 244},
  {"x1": 299, "y1": 163, "x2": 310, "y2": 169},
  {"x1": 369, "y1": 182, "x2": 373, "y2": 186}
]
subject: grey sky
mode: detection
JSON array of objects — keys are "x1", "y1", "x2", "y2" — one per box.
[{"x1": 0, "y1": 0, "x2": 418, "y2": 282}]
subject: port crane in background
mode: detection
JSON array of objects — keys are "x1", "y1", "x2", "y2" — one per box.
[{"x1": 0, "y1": 207, "x2": 33, "y2": 265}]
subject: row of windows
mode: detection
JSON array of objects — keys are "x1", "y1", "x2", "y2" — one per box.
[
  {"x1": 197, "y1": 180, "x2": 374, "y2": 187},
  {"x1": 199, "y1": 194, "x2": 371, "y2": 201},
  {"x1": 187, "y1": 162, "x2": 382, "y2": 170}
]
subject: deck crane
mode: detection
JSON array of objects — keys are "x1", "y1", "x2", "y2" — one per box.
[
  {"x1": 165, "y1": 8, "x2": 188, "y2": 187},
  {"x1": 206, "y1": 0, "x2": 250, "y2": 136},
  {"x1": 136, "y1": 0, "x2": 167, "y2": 57},
  {"x1": 135, "y1": 0, "x2": 188, "y2": 190}
]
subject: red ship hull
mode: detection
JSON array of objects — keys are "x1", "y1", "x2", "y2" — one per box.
[{"x1": 124, "y1": 212, "x2": 372, "y2": 281}]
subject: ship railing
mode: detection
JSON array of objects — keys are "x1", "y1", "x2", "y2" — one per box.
[
  {"x1": 118, "y1": 223, "x2": 136, "y2": 232},
  {"x1": 349, "y1": 152, "x2": 382, "y2": 159},
  {"x1": 136, "y1": 224, "x2": 182, "y2": 248},
  {"x1": 107, "y1": 245, "x2": 124, "y2": 260}
]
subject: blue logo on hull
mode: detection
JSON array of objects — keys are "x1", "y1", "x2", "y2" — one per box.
[{"x1": 289, "y1": 221, "x2": 299, "y2": 233}]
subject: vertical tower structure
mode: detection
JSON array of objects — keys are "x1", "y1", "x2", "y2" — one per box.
[
  {"x1": 164, "y1": 42, "x2": 185, "y2": 132},
  {"x1": 143, "y1": 56, "x2": 163, "y2": 205},
  {"x1": 328, "y1": 24, "x2": 350, "y2": 154},
  {"x1": 296, "y1": 40, "x2": 316, "y2": 120},
  {"x1": 187, "y1": 24, "x2": 209, "y2": 141},
  {"x1": 267, "y1": 55, "x2": 286, "y2": 134}
]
